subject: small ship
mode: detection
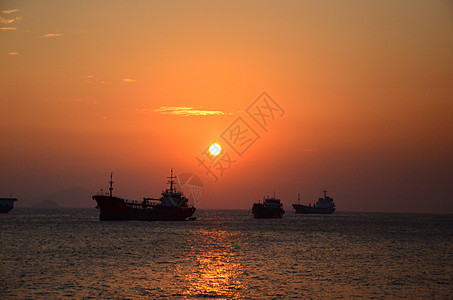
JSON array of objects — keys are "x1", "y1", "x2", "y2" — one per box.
[
  {"x1": 0, "y1": 197, "x2": 18, "y2": 213},
  {"x1": 252, "y1": 195, "x2": 285, "y2": 219},
  {"x1": 292, "y1": 191, "x2": 335, "y2": 214},
  {"x1": 92, "y1": 169, "x2": 196, "y2": 221}
]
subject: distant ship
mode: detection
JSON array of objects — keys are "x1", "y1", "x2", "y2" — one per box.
[
  {"x1": 92, "y1": 169, "x2": 196, "y2": 221},
  {"x1": 292, "y1": 191, "x2": 335, "y2": 214},
  {"x1": 0, "y1": 197, "x2": 18, "y2": 213},
  {"x1": 252, "y1": 195, "x2": 285, "y2": 219}
]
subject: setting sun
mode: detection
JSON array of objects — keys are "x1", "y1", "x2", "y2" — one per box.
[{"x1": 209, "y1": 143, "x2": 222, "y2": 156}]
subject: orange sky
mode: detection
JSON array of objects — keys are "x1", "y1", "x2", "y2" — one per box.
[{"x1": 1, "y1": 1, "x2": 452, "y2": 212}]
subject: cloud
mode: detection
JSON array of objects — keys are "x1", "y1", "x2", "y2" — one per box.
[
  {"x1": 0, "y1": 27, "x2": 16, "y2": 31},
  {"x1": 85, "y1": 75, "x2": 99, "y2": 84},
  {"x1": 8, "y1": 52, "x2": 18, "y2": 55},
  {"x1": 154, "y1": 106, "x2": 233, "y2": 116},
  {"x1": 84, "y1": 75, "x2": 111, "y2": 85},
  {"x1": 2, "y1": 9, "x2": 19, "y2": 14},
  {"x1": 38, "y1": 33, "x2": 61, "y2": 38},
  {"x1": 123, "y1": 78, "x2": 137, "y2": 83},
  {"x1": 0, "y1": 15, "x2": 21, "y2": 25},
  {"x1": 0, "y1": 17, "x2": 15, "y2": 24}
]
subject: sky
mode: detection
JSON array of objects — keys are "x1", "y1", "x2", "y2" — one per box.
[{"x1": 1, "y1": 0, "x2": 452, "y2": 213}]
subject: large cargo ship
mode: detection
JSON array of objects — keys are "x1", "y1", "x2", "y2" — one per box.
[
  {"x1": 292, "y1": 191, "x2": 335, "y2": 214},
  {"x1": 93, "y1": 170, "x2": 196, "y2": 221},
  {"x1": 0, "y1": 197, "x2": 18, "y2": 213},
  {"x1": 252, "y1": 195, "x2": 285, "y2": 219}
]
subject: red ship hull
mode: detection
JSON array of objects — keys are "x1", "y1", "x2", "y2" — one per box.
[{"x1": 93, "y1": 195, "x2": 196, "y2": 221}]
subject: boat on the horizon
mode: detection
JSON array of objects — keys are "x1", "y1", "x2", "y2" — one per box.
[
  {"x1": 92, "y1": 169, "x2": 196, "y2": 221},
  {"x1": 292, "y1": 191, "x2": 335, "y2": 214},
  {"x1": 0, "y1": 197, "x2": 18, "y2": 213},
  {"x1": 252, "y1": 195, "x2": 285, "y2": 219}
]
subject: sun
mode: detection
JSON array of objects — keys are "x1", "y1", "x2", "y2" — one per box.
[{"x1": 209, "y1": 143, "x2": 222, "y2": 156}]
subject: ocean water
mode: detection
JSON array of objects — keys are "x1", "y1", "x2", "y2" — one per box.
[{"x1": 1, "y1": 209, "x2": 452, "y2": 299}]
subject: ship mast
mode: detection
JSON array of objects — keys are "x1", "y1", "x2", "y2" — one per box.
[
  {"x1": 323, "y1": 190, "x2": 327, "y2": 199},
  {"x1": 167, "y1": 168, "x2": 176, "y2": 193},
  {"x1": 298, "y1": 193, "x2": 300, "y2": 204},
  {"x1": 109, "y1": 172, "x2": 113, "y2": 197}
]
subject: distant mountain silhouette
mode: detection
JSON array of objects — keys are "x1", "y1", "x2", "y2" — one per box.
[
  {"x1": 30, "y1": 187, "x2": 94, "y2": 208},
  {"x1": 33, "y1": 199, "x2": 60, "y2": 209}
]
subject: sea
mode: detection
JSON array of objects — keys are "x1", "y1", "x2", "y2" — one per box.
[{"x1": 1, "y1": 209, "x2": 452, "y2": 299}]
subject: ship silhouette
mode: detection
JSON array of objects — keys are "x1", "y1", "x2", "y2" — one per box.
[
  {"x1": 292, "y1": 191, "x2": 336, "y2": 214},
  {"x1": 0, "y1": 197, "x2": 18, "y2": 213},
  {"x1": 252, "y1": 194, "x2": 285, "y2": 219},
  {"x1": 93, "y1": 169, "x2": 196, "y2": 221}
]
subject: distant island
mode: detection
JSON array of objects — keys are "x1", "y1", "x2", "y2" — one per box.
[
  {"x1": 18, "y1": 187, "x2": 94, "y2": 208},
  {"x1": 33, "y1": 199, "x2": 60, "y2": 209}
]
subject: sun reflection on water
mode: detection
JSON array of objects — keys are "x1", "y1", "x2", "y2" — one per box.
[{"x1": 183, "y1": 229, "x2": 245, "y2": 299}]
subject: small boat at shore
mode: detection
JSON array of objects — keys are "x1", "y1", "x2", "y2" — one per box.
[
  {"x1": 252, "y1": 195, "x2": 285, "y2": 219},
  {"x1": 92, "y1": 169, "x2": 196, "y2": 221},
  {"x1": 293, "y1": 191, "x2": 335, "y2": 214}
]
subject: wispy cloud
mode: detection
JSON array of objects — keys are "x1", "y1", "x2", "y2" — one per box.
[
  {"x1": 38, "y1": 33, "x2": 61, "y2": 38},
  {"x1": 0, "y1": 27, "x2": 16, "y2": 31},
  {"x1": 123, "y1": 78, "x2": 137, "y2": 83},
  {"x1": 0, "y1": 17, "x2": 13, "y2": 24},
  {"x1": 85, "y1": 75, "x2": 98, "y2": 84},
  {"x1": 2, "y1": 9, "x2": 19, "y2": 14},
  {"x1": 84, "y1": 75, "x2": 110, "y2": 85},
  {"x1": 8, "y1": 52, "x2": 18, "y2": 55},
  {"x1": 0, "y1": 16, "x2": 21, "y2": 24},
  {"x1": 154, "y1": 106, "x2": 233, "y2": 116}
]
